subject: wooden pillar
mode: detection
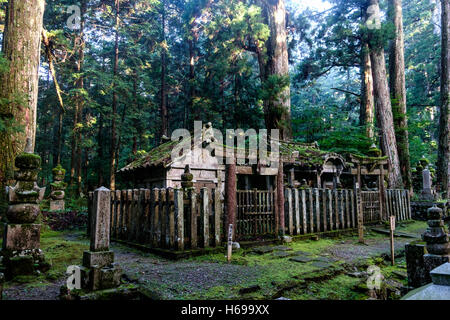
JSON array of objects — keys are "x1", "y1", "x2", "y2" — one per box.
[
  {"x1": 277, "y1": 161, "x2": 285, "y2": 236},
  {"x1": 356, "y1": 163, "x2": 364, "y2": 243},
  {"x1": 379, "y1": 163, "x2": 386, "y2": 221},
  {"x1": 225, "y1": 162, "x2": 237, "y2": 241}
]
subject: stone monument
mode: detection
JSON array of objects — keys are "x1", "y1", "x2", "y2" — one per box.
[
  {"x1": 80, "y1": 187, "x2": 121, "y2": 291},
  {"x1": 50, "y1": 164, "x2": 67, "y2": 211},
  {"x1": 0, "y1": 140, "x2": 49, "y2": 279},
  {"x1": 421, "y1": 168, "x2": 434, "y2": 201},
  {"x1": 422, "y1": 205, "x2": 450, "y2": 277}
]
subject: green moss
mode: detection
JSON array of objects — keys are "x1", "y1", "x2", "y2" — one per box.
[
  {"x1": 52, "y1": 164, "x2": 66, "y2": 176},
  {"x1": 15, "y1": 153, "x2": 41, "y2": 169}
]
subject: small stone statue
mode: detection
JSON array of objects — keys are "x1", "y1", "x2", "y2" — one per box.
[
  {"x1": 202, "y1": 122, "x2": 215, "y2": 144},
  {"x1": 50, "y1": 164, "x2": 67, "y2": 211},
  {"x1": 181, "y1": 165, "x2": 194, "y2": 189}
]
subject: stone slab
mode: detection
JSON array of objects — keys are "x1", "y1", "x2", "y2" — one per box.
[
  {"x1": 290, "y1": 256, "x2": 313, "y2": 263},
  {"x1": 252, "y1": 246, "x2": 274, "y2": 254},
  {"x1": 311, "y1": 261, "x2": 332, "y2": 269},
  {"x1": 402, "y1": 283, "x2": 450, "y2": 300},
  {"x1": 273, "y1": 245, "x2": 293, "y2": 251},
  {"x1": 2, "y1": 224, "x2": 40, "y2": 251},
  {"x1": 430, "y1": 263, "x2": 450, "y2": 286},
  {"x1": 272, "y1": 251, "x2": 292, "y2": 258},
  {"x1": 83, "y1": 250, "x2": 114, "y2": 269}
]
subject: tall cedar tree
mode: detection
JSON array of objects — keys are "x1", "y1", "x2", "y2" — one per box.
[
  {"x1": 367, "y1": 0, "x2": 403, "y2": 188},
  {"x1": 388, "y1": 0, "x2": 412, "y2": 192},
  {"x1": 438, "y1": 0, "x2": 450, "y2": 196},
  {"x1": 0, "y1": 0, "x2": 45, "y2": 191}
]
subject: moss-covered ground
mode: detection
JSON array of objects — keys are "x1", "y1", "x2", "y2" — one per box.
[{"x1": 1, "y1": 220, "x2": 426, "y2": 300}]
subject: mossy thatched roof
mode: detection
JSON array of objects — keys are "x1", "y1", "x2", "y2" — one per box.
[{"x1": 118, "y1": 138, "x2": 347, "y2": 174}]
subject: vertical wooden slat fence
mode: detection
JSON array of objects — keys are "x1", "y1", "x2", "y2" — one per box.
[
  {"x1": 89, "y1": 186, "x2": 412, "y2": 252},
  {"x1": 284, "y1": 188, "x2": 357, "y2": 236},
  {"x1": 102, "y1": 187, "x2": 222, "y2": 251},
  {"x1": 236, "y1": 189, "x2": 276, "y2": 239},
  {"x1": 385, "y1": 189, "x2": 411, "y2": 221}
]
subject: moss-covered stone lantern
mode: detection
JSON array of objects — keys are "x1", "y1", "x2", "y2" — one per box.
[{"x1": 50, "y1": 164, "x2": 67, "y2": 211}]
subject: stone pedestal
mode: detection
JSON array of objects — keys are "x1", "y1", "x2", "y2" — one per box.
[
  {"x1": 0, "y1": 141, "x2": 49, "y2": 279},
  {"x1": 79, "y1": 187, "x2": 121, "y2": 291},
  {"x1": 50, "y1": 200, "x2": 65, "y2": 211},
  {"x1": 405, "y1": 243, "x2": 429, "y2": 288}
]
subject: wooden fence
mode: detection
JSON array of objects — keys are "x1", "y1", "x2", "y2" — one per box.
[
  {"x1": 88, "y1": 186, "x2": 412, "y2": 252},
  {"x1": 283, "y1": 188, "x2": 412, "y2": 236},
  {"x1": 89, "y1": 188, "x2": 223, "y2": 251},
  {"x1": 385, "y1": 189, "x2": 411, "y2": 221},
  {"x1": 236, "y1": 189, "x2": 276, "y2": 239},
  {"x1": 284, "y1": 188, "x2": 356, "y2": 236}
]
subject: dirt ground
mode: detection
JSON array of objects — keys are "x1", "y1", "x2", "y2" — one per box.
[{"x1": 2, "y1": 221, "x2": 427, "y2": 300}]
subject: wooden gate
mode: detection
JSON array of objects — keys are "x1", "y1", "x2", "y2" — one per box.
[
  {"x1": 361, "y1": 191, "x2": 381, "y2": 223},
  {"x1": 236, "y1": 189, "x2": 276, "y2": 239}
]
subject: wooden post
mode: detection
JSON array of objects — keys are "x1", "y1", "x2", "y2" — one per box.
[
  {"x1": 355, "y1": 182, "x2": 364, "y2": 244},
  {"x1": 379, "y1": 163, "x2": 386, "y2": 220},
  {"x1": 213, "y1": 189, "x2": 221, "y2": 246},
  {"x1": 189, "y1": 189, "x2": 197, "y2": 249},
  {"x1": 200, "y1": 188, "x2": 210, "y2": 248},
  {"x1": 390, "y1": 215, "x2": 396, "y2": 266},
  {"x1": 174, "y1": 188, "x2": 184, "y2": 251},
  {"x1": 286, "y1": 188, "x2": 293, "y2": 235},
  {"x1": 225, "y1": 163, "x2": 237, "y2": 241},
  {"x1": 227, "y1": 224, "x2": 233, "y2": 263},
  {"x1": 277, "y1": 161, "x2": 285, "y2": 236}
]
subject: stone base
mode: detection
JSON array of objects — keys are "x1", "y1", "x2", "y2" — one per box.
[
  {"x1": 50, "y1": 200, "x2": 65, "y2": 211},
  {"x1": 83, "y1": 250, "x2": 114, "y2": 269},
  {"x1": 60, "y1": 283, "x2": 141, "y2": 300},
  {"x1": 406, "y1": 243, "x2": 429, "y2": 288},
  {"x1": 3, "y1": 223, "x2": 40, "y2": 251},
  {"x1": 423, "y1": 254, "x2": 450, "y2": 283},
  {"x1": 80, "y1": 262, "x2": 122, "y2": 291},
  {"x1": 0, "y1": 249, "x2": 50, "y2": 279}
]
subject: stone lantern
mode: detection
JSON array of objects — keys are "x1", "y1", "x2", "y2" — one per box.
[
  {"x1": 423, "y1": 205, "x2": 450, "y2": 276},
  {"x1": 0, "y1": 140, "x2": 50, "y2": 279},
  {"x1": 50, "y1": 164, "x2": 67, "y2": 211}
]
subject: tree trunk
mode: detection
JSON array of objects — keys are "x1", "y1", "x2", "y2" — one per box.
[
  {"x1": 76, "y1": 0, "x2": 86, "y2": 196},
  {"x1": 388, "y1": 0, "x2": 412, "y2": 192},
  {"x1": 0, "y1": 0, "x2": 45, "y2": 191},
  {"x1": 438, "y1": 0, "x2": 450, "y2": 197},
  {"x1": 261, "y1": 0, "x2": 292, "y2": 141},
  {"x1": 360, "y1": 4, "x2": 375, "y2": 139},
  {"x1": 368, "y1": 0, "x2": 403, "y2": 188},
  {"x1": 160, "y1": 1, "x2": 168, "y2": 139},
  {"x1": 110, "y1": 0, "x2": 120, "y2": 191}
]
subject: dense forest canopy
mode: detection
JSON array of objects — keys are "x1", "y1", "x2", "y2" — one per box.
[{"x1": 0, "y1": 0, "x2": 447, "y2": 198}]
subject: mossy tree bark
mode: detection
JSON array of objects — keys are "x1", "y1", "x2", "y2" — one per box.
[
  {"x1": 438, "y1": 0, "x2": 450, "y2": 197},
  {"x1": 0, "y1": 0, "x2": 45, "y2": 192},
  {"x1": 388, "y1": 0, "x2": 412, "y2": 192},
  {"x1": 259, "y1": 0, "x2": 292, "y2": 141},
  {"x1": 360, "y1": 5, "x2": 375, "y2": 140},
  {"x1": 110, "y1": 0, "x2": 120, "y2": 191},
  {"x1": 367, "y1": 0, "x2": 403, "y2": 188}
]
